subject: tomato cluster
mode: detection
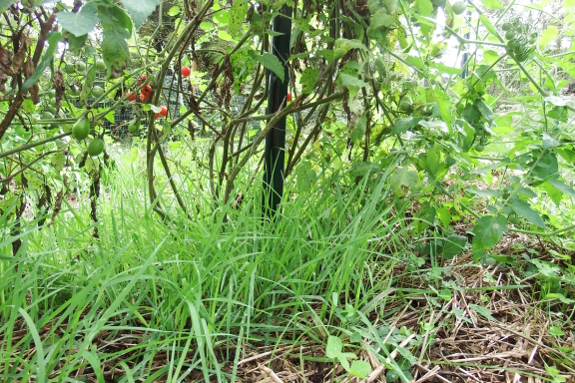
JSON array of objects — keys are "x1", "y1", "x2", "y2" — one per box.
[
  {"x1": 123, "y1": 73, "x2": 169, "y2": 121},
  {"x1": 502, "y1": 17, "x2": 537, "y2": 63}
]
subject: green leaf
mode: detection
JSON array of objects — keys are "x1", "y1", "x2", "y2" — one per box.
[
  {"x1": 418, "y1": 119, "x2": 449, "y2": 134},
  {"x1": 390, "y1": 167, "x2": 419, "y2": 197},
  {"x1": 102, "y1": 29, "x2": 131, "y2": 76},
  {"x1": 300, "y1": 67, "x2": 319, "y2": 95},
  {"x1": 548, "y1": 326, "x2": 565, "y2": 336},
  {"x1": 510, "y1": 199, "x2": 547, "y2": 229},
  {"x1": 121, "y1": 0, "x2": 159, "y2": 30},
  {"x1": 426, "y1": 144, "x2": 441, "y2": 175},
  {"x1": 548, "y1": 178, "x2": 575, "y2": 198},
  {"x1": 0, "y1": 0, "x2": 18, "y2": 12},
  {"x1": 480, "y1": 0, "x2": 503, "y2": 9},
  {"x1": 167, "y1": 6, "x2": 180, "y2": 16},
  {"x1": 229, "y1": 0, "x2": 248, "y2": 36},
  {"x1": 351, "y1": 116, "x2": 367, "y2": 145},
  {"x1": 482, "y1": 50, "x2": 499, "y2": 65},
  {"x1": 442, "y1": 235, "x2": 467, "y2": 259},
  {"x1": 57, "y1": 3, "x2": 100, "y2": 37},
  {"x1": 67, "y1": 33, "x2": 88, "y2": 52},
  {"x1": 542, "y1": 133, "x2": 559, "y2": 150},
  {"x1": 415, "y1": 0, "x2": 433, "y2": 16},
  {"x1": 392, "y1": 117, "x2": 420, "y2": 134},
  {"x1": 469, "y1": 304, "x2": 496, "y2": 321},
  {"x1": 370, "y1": 9, "x2": 397, "y2": 29},
  {"x1": 326, "y1": 336, "x2": 343, "y2": 359},
  {"x1": 255, "y1": 53, "x2": 285, "y2": 83},
  {"x1": 22, "y1": 99, "x2": 36, "y2": 114},
  {"x1": 531, "y1": 153, "x2": 558, "y2": 181},
  {"x1": 99, "y1": 3, "x2": 133, "y2": 35},
  {"x1": 539, "y1": 25, "x2": 558, "y2": 50},
  {"x1": 350, "y1": 361, "x2": 371, "y2": 379},
  {"x1": 479, "y1": 15, "x2": 499, "y2": 37},
  {"x1": 434, "y1": 92, "x2": 453, "y2": 127},
  {"x1": 405, "y1": 55, "x2": 425, "y2": 70},
  {"x1": 334, "y1": 38, "x2": 367, "y2": 59},
  {"x1": 472, "y1": 215, "x2": 508, "y2": 259},
  {"x1": 340, "y1": 73, "x2": 368, "y2": 88},
  {"x1": 436, "y1": 207, "x2": 451, "y2": 227},
  {"x1": 81, "y1": 349, "x2": 105, "y2": 383},
  {"x1": 23, "y1": 32, "x2": 62, "y2": 90},
  {"x1": 474, "y1": 99, "x2": 494, "y2": 122}
]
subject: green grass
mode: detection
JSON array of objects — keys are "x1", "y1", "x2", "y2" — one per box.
[{"x1": 0, "y1": 146, "x2": 412, "y2": 381}]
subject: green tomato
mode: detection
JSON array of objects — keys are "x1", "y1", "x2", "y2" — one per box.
[
  {"x1": 505, "y1": 31, "x2": 516, "y2": 40},
  {"x1": 399, "y1": 100, "x2": 412, "y2": 112},
  {"x1": 507, "y1": 39, "x2": 520, "y2": 50},
  {"x1": 475, "y1": 144, "x2": 485, "y2": 152},
  {"x1": 43, "y1": 111, "x2": 54, "y2": 120},
  {"x1": 508, "y1": 214, "x2": 520, "y2": 225},
  {"x1": 515, "y1": 53, "x2": 528, "y2": 62},
  {"x1": 95, "y1": 59, "x2": 106, "y2": 71},
  {"x1": 501, "y1": 22, "x2": 511, "y2": 31},
  {"x1": 72, "y1": 119, "x2": 90, "y2": 140},
  {"x1": 87, "y1": 138, "x2": 104, "y2": 157},
  {"x1": 452, "y1": 1, "x2": 466, "y2": 15},
  {"x1": 68, "y1": 87, "x2": 81, "y2": 97},
  {"x1": 92, "y1": 86, "x2": 105, "y2": 98},
  {"x1": 128, "y1": 119, "x2": 140, "y2": 134},
  {"x1": 75, "y1": 61, "x2": 87, "y2": 73},
  {"x1": 65, "y1": 64, "x2": 76, "y2": 74}
]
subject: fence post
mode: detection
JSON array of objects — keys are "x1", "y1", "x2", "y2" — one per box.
[{"x1": 263, "y1": 5, "x2": 292, "y2": 218}]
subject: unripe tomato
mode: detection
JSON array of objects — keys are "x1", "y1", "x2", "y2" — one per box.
[
  {"x1": 452, "y1": 1, "x2": 466, "y2": 15},
  {"x1": 75, "y1": 61, "x2": 87, "y2": 73},
  {"x1": 92, "y1": 86, "x2": 104, "y2": 98},
  {"x1": 72, "y1": 119, "x2": 90, "y2": 140},
  {"x1": 88, "y1": 138, "x2": 104, "y2": 157},
  {"x1": 95, "y1": 59, "x2": 106, "y2": 71},
  {"x1": 159, "y1": 106, "x2": 167, "y2": 117},
  {"x1": 181, "y1": 66, "x2": 191, "y2": 77},
  {"x1": 128, "y1": 119, "x2": 140, "y2": 134}
]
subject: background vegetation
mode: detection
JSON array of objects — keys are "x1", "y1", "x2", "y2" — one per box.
[{"x1": 1, "y1": 0, "x2": 575, "y2": 381}]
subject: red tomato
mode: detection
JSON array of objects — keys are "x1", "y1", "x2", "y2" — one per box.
[
  {"x1": 141, "y1": 84, "x2": 152, "y2": 95},
  {"x1": 141, "y1": 74, "x2": 147, "y2": 81},
  {"x1": 140, "y1": 93, "x2": 149, "y2": 102},
  {"x1": 126, "y1": 92, "x2": 136, "y2": 102},
  {"x1": 159, "y1": 106, "x2": 167, "y2": 117},
  {"x1": 181, "y1": 66, "x2": 191, "y2": 77},
  {"x1": 154, "y1": 113, "x2": 159, "y2": 120},
  {"x1": 287, "y1": 92, "x2": 291, "y2": 102}
]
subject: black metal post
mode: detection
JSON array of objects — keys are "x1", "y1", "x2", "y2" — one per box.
[{"x1": 263, "y1": 5, "x2": 292, "y2": 218}]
